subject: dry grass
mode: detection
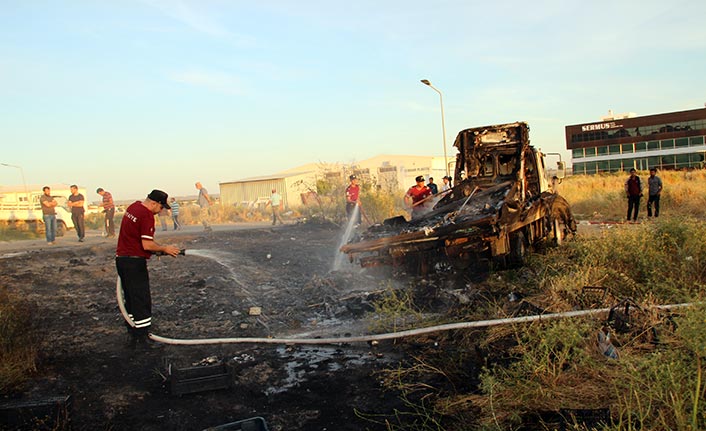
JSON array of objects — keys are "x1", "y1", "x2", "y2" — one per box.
[
  {"x1": 371, "y1": 213, "x2": 706, "y2": 429},
  {"x1": 0, "y1": 289, "x2": 40, "y2": 394},
  {"x1": 559, "y1": 169, "x2": 706, "y2": 220}
]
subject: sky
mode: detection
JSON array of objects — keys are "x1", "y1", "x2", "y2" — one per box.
[{"x1": 1, "y1": 0, "x2": 705, "y2": 201}]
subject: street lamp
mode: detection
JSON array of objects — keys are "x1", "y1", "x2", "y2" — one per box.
[
  {"x1": 421, "y1": 79, "x2": 450, "y2": 178},
  {"x1": 1, "y1": 163, "x2": 29, "y2": 204}
]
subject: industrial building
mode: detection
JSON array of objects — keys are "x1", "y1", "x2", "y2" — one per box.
[
  {"x1": 566, "y1": 107, "x2": 706, "y2": 174},
  {"x1": 219, "y1": 155, "x2": 449, "y2": 209}
]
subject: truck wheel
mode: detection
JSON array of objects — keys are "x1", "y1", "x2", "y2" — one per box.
[
  {"x1": 508, "y1": 231, "x2": 528, "y2": 267},
  {"x1": 57, "y1": 221, "x2": 66, "y2": 237}
]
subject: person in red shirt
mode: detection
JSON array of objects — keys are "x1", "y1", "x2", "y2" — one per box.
[
  {"x1": 404, "y1": 176, "x2": 432, "y2": 219},
  {"x1": 116, "y1": 189, "x2": 180, "y2": 347},
  {"x1": 96, "y1": 187, "x2": 116, "y2": 238},
  {"x1": 345, "y1": 174, "x2": 361, "y2": 225}
]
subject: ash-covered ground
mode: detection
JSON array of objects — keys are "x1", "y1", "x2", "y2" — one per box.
[{"x1": 1, "y1": 222, "x2": 452, "y2": 430}]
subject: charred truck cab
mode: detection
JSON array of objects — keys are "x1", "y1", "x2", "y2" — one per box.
[{"x1": 341, "y1": 122, "x2": 577, "y2": 273}]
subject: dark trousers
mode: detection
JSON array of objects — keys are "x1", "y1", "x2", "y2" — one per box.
[
  {"x1": 72, "y1": 213, "x2": 85, "y2": 239},
  {"x1": 627, "y1": 196, "x2": 641, "y2": 221},
  {"x1": 116, "y1": 256, "x2": 152, "y2": 336},
  {"x1": 104, "y1": 207, "x2": 115, "y2": 236},
  {"x1": 647, "y1": 195, "x2": 660, "y2": 217}
]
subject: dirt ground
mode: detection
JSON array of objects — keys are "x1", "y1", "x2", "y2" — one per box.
[{"x1": 0, "y1": 222, "x2": 432, "y2": 431}]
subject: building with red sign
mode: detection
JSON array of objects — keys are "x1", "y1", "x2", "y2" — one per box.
[{"x1": 566, "y1": 107, "x2": 706, "y2": 174}]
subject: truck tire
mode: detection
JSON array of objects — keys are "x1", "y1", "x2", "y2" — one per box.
[
  {"x1": 508, "y1": 231, "x2": 528, "y2": 267},
  {"x1": 57, "y1": 220, "x2": 66, "y2": 237}
]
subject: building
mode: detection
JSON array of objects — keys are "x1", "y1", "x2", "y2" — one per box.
[
  {"x1": 566, "y1": 108, "x2": 706, "y2": 174},
  {"x1": 219, "y1": 155, "x2": 449, "y2": 208},
  {"x1": 219, "y1": 170, "x2": 317, "y2": 209}
]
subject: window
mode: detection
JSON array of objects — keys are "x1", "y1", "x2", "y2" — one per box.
[
  {"x1": 608, "y1": 159, "x2": 622, "y2": 172},
  {"x1": 647, "y1": 140, "x2": 660, "y2": 150},
  {"x1": 585, "y1": 147, "x2": 596, "y2": 157},
  {"x1": 609, "y1": 144, "x2": 621, "y2": 154},
  {"x1": 647, "y1": 156, "x2": 660, "y2": 169},
  {"x1": 690, "y1": 136, "x2": 705, "y2": 146},
  {"x1": 596, "y1": 146, "x2": 608, "y2": 156},
  {"x1": 635, "y1": 142, "x2": 647, "y2": 152},
  {"x1": 572, "y1": 148, "x2": 584, "y2": 158},
  {"x1": 661, "y1": 139, "x2": 674, "y2": 149},
  {"x1": 690, "y1": 153, "x2": 705, "y2": 166},
  {"x1": 621, "y1": 143, "x2": 634, "y2": 153},
  {"x1": 584, "y1": 161, "x2": 597, "y2": 174},
  {"x1": 573, "y1": 162, "x2": 585, "y2": 175},
  {"x1": 675, "y1": 153, "x2": 690, "y2": 168},
  {"x1": 675, "y1": 138, "x2": 689, "y2": 148},
  {"x1": 661, "y1": 154, "x2": 675, "y2": 168},
  {"x1": 597, "y1": 161, "x2": 609, "y2": 172}
]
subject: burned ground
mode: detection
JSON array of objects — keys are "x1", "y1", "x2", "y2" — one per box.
[{"x1": 0, "y1": 223, "x2": 438, "y2": 431}]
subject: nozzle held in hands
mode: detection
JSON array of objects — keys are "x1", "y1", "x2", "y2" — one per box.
[{"x1": 153, "y1": 249, "x2": 186, "y2": 256}]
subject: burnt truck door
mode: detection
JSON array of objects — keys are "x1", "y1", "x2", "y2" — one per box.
[{"x1": 521, "y1": 148, "x2": 549, "y2": 198}]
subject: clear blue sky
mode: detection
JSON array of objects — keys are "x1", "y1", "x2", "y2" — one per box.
[{"x1": 1, "y1": 0, "x2": 704, "y2": 200}]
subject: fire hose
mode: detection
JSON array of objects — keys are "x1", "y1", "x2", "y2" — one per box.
[{"x1": 116, "y1": 276, "x2": 692, "y2": 346}]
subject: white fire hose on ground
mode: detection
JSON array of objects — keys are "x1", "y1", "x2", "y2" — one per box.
[{"x1": 116, "y1": 276, "x2": 693, "y2": 346}]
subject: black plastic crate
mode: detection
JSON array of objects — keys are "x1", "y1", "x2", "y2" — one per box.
[
  {"x1": 169, "y1": 362, "x2": 233, "y2": 396},
  {"x1": 0, "y1": 395, "x2": 72, "y2": 430},
  {"x1": 203, "y1": 416, "x2": 269, "y2": 431}
]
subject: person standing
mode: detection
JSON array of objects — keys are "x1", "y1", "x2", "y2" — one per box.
[
  {"x1": 170, "y1": 197, "x2": 181, "y2": 230},
  {"x1": 266, "y1": 188, "x2": 284, "y2": 225},
  {"x1": 647, "y1": 167, "x2": 663, "y2": 218},
  {"x1": 96, "y1": 188, "x2": 116, "y2": 238},
  {"x1": 624, "y1": 168, "x2": 643, "y2": 222},
  {"x1": 345, "y1": 174, "x2": 361, "y2": 225},
  {"x1": 195, "y1": 182, "x2": 213, "y2": 232},
  {"x1": 405, "y1": 175, "x2": 432, "y2": 219},
  {"x1": 116, "y1": 190, "x2": 180, "y2": 346},
  {"x1": 441, "y1": 176, "x2": 452, "y2": 192},
  {"x1": 158, "y1": 207, "x2": 169, "y2": 231},
  {"x1": 67, "y1": 185, "x2": 86, "y2": 242},
  {"x1": 427, "y1": 177, "x2": 438, "y2": 194},
  {"x1": 40, "y1": 186, "x2": 58, "y2": 245}
]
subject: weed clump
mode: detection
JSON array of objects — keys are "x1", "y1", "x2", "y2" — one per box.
[
  {"x1": 0, "y1": 289, "x2": 41, "y2": 394},
  {"x1": 367, "y1": 217, "x2": 706, "y2": 430}
]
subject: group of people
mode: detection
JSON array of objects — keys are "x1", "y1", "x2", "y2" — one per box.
[
  {"x1": 40, "y1": 184, "x2": 92, "y2": 244},
  {"x1": 625, "y1": 167, "x2": 663, "y2": 221},
  {"x1": 343, "y1": 173, "x2": 454, "y2": 223},
  {"x1": 38, "y1": 181, "x2": 215, "y2": 245},
  {"x1": 404, "y1": 175, "x2": 452, "y2": 219}
]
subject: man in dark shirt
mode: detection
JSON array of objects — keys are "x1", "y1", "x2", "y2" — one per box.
[
  {"x1": 624, "y1": 168, "x2": 643, "y2": 222},
  {"x1": 116, "y1": 189, "x2": 180, "y2": 347},
  {"x1": 647, "y1": 168, "x2": 663, "y2": 218},
  {"x1": 67, "y1": 185, "x2": 86, "y2": 242},
  {"x1": 427, "y1": 177, "x2": 438, "y2": 194}
]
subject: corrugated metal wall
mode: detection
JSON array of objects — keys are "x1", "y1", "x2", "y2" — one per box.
[{"x1": 220, "y1": 179, "x2": 287, "y2": 208}]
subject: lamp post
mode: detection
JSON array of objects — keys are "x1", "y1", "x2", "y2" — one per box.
[
  {"x1": 421, "y1": 79, "x2": 450, "y2": 178},
  {"x1": 1, "y1": 163, "x2": 29, "y2": 204}
]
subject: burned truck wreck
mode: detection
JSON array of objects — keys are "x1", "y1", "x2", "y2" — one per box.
[{"x1": 341, "y1": 121, "x2": 577, "y2": 273}]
